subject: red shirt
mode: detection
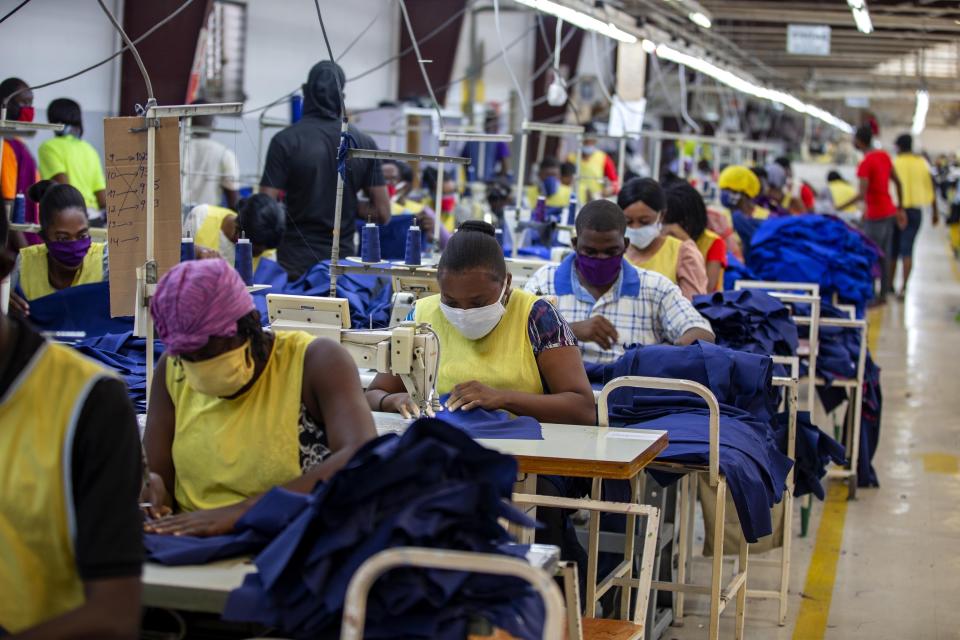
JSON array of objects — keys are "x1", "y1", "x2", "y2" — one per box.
[{"x1": 857, "y1": 149, "x2": 897, "y2": 220}]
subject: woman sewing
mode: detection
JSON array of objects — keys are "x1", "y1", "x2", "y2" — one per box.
[
  {"x1": 9, "y1": 180, "x2": 107, "y2": 315},
  {"x1": 142, "y1": 259, "x2": 377, "y2": 536},
  {"x1": 365, "y1": 220, "x2": 595, "y2": 426},
  {"x1": 618, "y1": 178, "x2": 707, "y2": 300},
  {"x1": 183, "y1": 192, "x2": 285, "y2": 272}
]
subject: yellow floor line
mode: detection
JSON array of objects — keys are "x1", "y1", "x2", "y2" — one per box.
[
  {"x1": 921, "y1": 452, "x2": 959, "y2": 474},
  {"x1": 866, "y1": 306, "x2": 884, "y2": 354},
  {"x1": 791, "y1": 482, "x2": 850, "y2": 640}
]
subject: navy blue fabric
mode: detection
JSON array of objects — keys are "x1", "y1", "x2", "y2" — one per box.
[
  {"x1": 693, "y1": 290, "x2": 799, "y2": 362},
  {"x1": 593, "y1": 342, "x2": 792, "y2": 541},
  {"x1": 854, "y1": 355, "x2": 882, "y2": 487},
  {"x1": 254, "y1": 256, "x2": 290, "y2": 290},
  {"x1": 747, "y1": 215, "x2": 882, "y2": 313},
  {"x1": 774, "y1": 411, "x2": 846, "y2": 500},
  {"x1": 203, "y1": 419, "x2": 547, "y2": 639},
  {"x1": 26, "y1": 282, "x2": 134, "y2": 336},
  {"x1": 71, "y1": 332, "x2": 164, "y2": 413},
  {"x1": 434, "y1": 397, "x2": 543, "y2": 440},
  {"x1": 732, "y1": 210, "x2": 763, "y2": 260},
  {"x1": 723, "y1": 251, "x2": 758, "y2": 291}
]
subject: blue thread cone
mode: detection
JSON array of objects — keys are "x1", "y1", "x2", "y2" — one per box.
[
  {"x1": 290, "y1": 94, "x2": 303, "y2": 123},
  {"x1": 404, "y1": 225, "x2": 422, "y2": 265},
  {"x1": 235, "y1": 238, "x2": 254, "y2": 285},
  {"x1": 361, "y1": 223, "x2": 382, "y2": 263},
  {"x1": 12, "y1": 194, "x2": 25, "y2": 224},
  {"x1": 566, "y1": 193, "x2": 578, "y2": 225},
  {"x1": 180, "y1": 238, "x2": 195, "y2": 263}
]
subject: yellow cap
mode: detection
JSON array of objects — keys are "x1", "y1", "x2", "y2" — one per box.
[{"x1": 718, "y1": 165, "x2": 761, "y2": 198}]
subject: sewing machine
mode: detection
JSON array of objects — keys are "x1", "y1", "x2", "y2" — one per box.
[
  {"x1": 389, "y1": 272, "x2": 440, "y2": 327},
  {"x1": 266, "y1": 294, "x2": 440, "y2": 412}
]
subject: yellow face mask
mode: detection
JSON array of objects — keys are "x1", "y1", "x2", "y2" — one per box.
[{"x1": 180, "y1": 340, "x2": 255, "y2": 398}]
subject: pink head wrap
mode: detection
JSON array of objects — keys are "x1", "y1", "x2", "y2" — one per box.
[{"x1": 151, "y1": 259, "x2": 255, "y2": 356}]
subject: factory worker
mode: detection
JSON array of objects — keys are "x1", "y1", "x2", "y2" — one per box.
[
  {"x1": 568, "y1": 123, "x2": 619, "y2": 200},
  {"x1": 755, "y1": 162, "x2": 790, "y2": 217},
  {"x1": 892, "y1": 133, "x2": 938, "y2": 296},
  {"x1": 183, "y1": 193, "x2": 285, "y2": 272},
  {"x1": 260, "y1": 61, "x2": 389, "y2": 280},
  {"x1": 618, "y1": 177, "x2": 707, "y2": 300},
  {"x1": 525, "y1": 200, "x2": 714, "y2": 365},
  {"x1": 382, "y1": 159, "x2": 445, "y2": 247},
  {"x1": 0, "y1": 77, "x2": 41, "y2": 247},
  {"x1": 38, "y1": 98, "x2": 107, "y2": 226},
  {"x1": 366, "y1": 220, "x2": 595, "y2": 426},
  {"x1": 8, "y1": 181, "x2": 107, "y2": 316},
  {"x1": 826, "y1": 171, "x2": 859, "y2": 215},
  {"x1": 183, "y1": 99, "x2": 241, "y2": 209},
  {"x1": 663, "y1": 181, "x2": 728, "y2": 292},
  {"x1": 142, "y1": 259, "x2": 376, "y2": 536},
  {"x1": 717, "y1": 165, "x2": 764, "y2": 259},
  {"x1": 0, "y1": 209, "x2": 143, "y2": 637}
]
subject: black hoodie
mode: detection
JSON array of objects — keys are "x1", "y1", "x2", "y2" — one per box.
[{"x1": 260, "y1": 61, "x2": 383, "y2": 279}]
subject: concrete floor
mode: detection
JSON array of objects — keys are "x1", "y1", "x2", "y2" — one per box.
[{"x1": 666, "y1": 220, "x2": 960, "y2": 640}]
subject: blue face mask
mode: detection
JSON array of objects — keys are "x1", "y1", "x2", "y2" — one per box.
[
  {"x1": 542, "y1": 175, "x2": 560, "y2": 196},
  {"x1": 720, "y1": 190, "x2": 742, "y2": 210}
]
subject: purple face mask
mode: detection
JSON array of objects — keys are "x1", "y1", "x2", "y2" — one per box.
[
  {"x1": 47, "y1": 237, "x2": 91, "y2": 268},
  {"x1": 575, "y1": 253, "x2": 622, "y2": 287}
]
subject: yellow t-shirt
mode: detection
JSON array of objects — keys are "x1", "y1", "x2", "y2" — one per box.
[
  {"x1": 37, "y1": 135, "x2": 106, "y2": 209},
  {"x1": 894, "y1": 154, "x2": 934, "y2": 209},
  {"x1": 167, "y1": 330, "x2": 315, "y2": 512},
  {"x1": 828, "y1": 180, "x2": 859, "y2": 213},
  {"x1": 18, "y1": 242, "x2": 106, "y2": 301},
  {"x1": 414, "y1": 289, "x2": 543, "y2": 397}
]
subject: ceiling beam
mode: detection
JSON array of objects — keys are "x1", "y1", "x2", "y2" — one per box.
[{"x1": 706, "y1": 5, "x2": 960, "y2": 31}]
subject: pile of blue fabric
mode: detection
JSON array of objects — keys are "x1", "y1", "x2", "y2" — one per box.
[
  {"x1": 72, "y1": 332, "x2": 164, "y2": 413},
  {"x1": 693, "y1": 289, "x2": 799, "y2": 360},
  {"x1": 147, "y1": 419, "x2": 544, "y2": 639},
  {"x1": 746, "y1": 215, "x2": 882, "y2": 312},
  {"x1": 723, "y1": 251, "x2": 758, "y2": 291},
  {"x1": 773, "y1": 411, "x2": 846, "y2": 500},
  {"x1": 27, "y1": 282, "x2": 135, "y2": 336},
  {"x1": 590, "y1": 342, "x2": 792, "y2": 542}
]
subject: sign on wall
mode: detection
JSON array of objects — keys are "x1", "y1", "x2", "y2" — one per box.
[{"x1": 787, "y1": 24, "x2": 831, "y2": 56}]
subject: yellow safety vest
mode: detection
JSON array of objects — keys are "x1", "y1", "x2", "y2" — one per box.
[
  {"x1": 828, "y1": 180, "x2": 858, "y2": 214},
  {"x1": 629, "y1": 235, "x2": 682, "y2": 284},
  {"x1": 524, "y1": 184, "x2": 571, "y2": 209},
  {"x1": 696, "y1": 229, "x2": 725, "y2": 292},
  {"x1": 894, "y1": 154, "x2": 934, "y2": 209},
  {"x1": 414, "y1": 288, "x2": 543, "y2": 397},
  {"x1": 568, "y1": 150, "x2": 609, "y2": 201},
  {"x1": 193, "y1": 204, "x2": 276, "y2": 272},
  {"x1": 391, "y1": 199, "x2": 425, "y2": 216},
  {"x1": 18, "y1": 242, "x2": 105, "y2": 301},
  {"x1": 0, "y1": 342, "x2": 112, "y2": 632},
  {"x1": 167, "y1": 330, "x2": 315, "y2": 512}
]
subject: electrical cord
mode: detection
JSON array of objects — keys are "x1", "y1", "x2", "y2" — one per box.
[
  {"x1": 491, "y1": 0, "x2": 529, "y2": 118},
  {"x1": 0, "y1": 0, "x2": 31, "y2": 25},
  {"x1": 2, "y1": 0, "x2": 198, "y2": 108},
  {"x1": 397, "y1": 0, "x2": 444, "y2": 125},
  {"x1": 97, "y1": 0, "x2": 155, "y2": 103}
]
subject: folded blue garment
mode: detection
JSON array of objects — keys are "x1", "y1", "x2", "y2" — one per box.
[
  {"x1": 71, "y1": 332, "x2": 164, "y2": 413},
  {"x1": 434, "y1": 397, "x2": 544, "y2": 440},
  {"x1": 27, "y1": 282, "x2": 134, "y2": 336},
  {"x1": 723, "y1": 251, "x2": 758, "y2": 291}
]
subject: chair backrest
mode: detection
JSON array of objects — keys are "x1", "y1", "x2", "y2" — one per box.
[{"x1": 597, "y1": 375, "x2": 721, "y2": 487}]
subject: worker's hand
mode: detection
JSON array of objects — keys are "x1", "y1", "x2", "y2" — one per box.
[
  {"x1": 143, "y1": 501, "x2": 248, "y2": 537},
  {"x1": 896, "y1": 208, "x2": 908, "y2": 230},
  {"x1": 195, "y1": 246, "x2": 221, "y2": 260},
  {"x1": 381, "y1": 392, "x2": 435, "y2": 419},
  {"x1": 416, "y1": 212, "x2": 435, "y2": 241},
  {"x1": 140, "y1": 472, "x2": 173, "y2": 522},
  {"x1": 662, "y1": 223, "x2": 691, "y2": 241},
  {"x1": 445, "y1": 380, "x2": 504, "y2": 412},
  {"x1": 8, "y1": 291, "x2": 29, "y2": 317},
  {"x1": 569, "y1": 316, "x2": 619, "y2": 350}
]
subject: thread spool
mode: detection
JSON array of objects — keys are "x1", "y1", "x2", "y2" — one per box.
[
  {"x1": 495, "y1": 227, "x2": 504, "y2": 248},
  {"x1": 466, "y1": 163, "x2": 477, "y2": 183},
  {"x1": 12, "y1": 194, "x2": 25, "y2": 224},
  {"x1": 360, "y1": 223, "x2": 382, "y2": 263},
  {"x1": 404, "y1": 224, "x2": 422, "y2": 266},
  {"x1": 235, "y1": 237, "x2": 254, "y2": 285},
  {"x1": 290, "y1": 94, "x2": 303, "y2": 123},
  {"x1": 533, "y1": 195, "x2": 547, "y2": 222},
  {"x1": 566, "y1": 193, "x2": 578, "y2": 226},
  {"x1": 180, "y1": 237, "x2": 195, "y2": 263}
]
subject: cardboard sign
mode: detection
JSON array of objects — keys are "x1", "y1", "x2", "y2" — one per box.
[
  {"x1": 104, "y1": 116, "x2": 181, "y2": 317},
  {"x1": 787, "y1": 24, "x2": 831, "y2": 56}
]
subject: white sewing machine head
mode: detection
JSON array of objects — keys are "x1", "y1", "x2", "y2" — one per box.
[{"x1": 266, "y1": 294, "x2": 440, "y2": 413}]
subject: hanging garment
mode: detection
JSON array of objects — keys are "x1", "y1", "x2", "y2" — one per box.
[
  {"x1": 747, "y1": 214, "x2": 882, "y2": 313},
  {"x1": 592, "y1": 342, "x2": 792, "y2": 542},
  {"x1": 853, "y1": 355, "x2": 882, "y2": 487},
  {"x1": 774, "y1": 411, "x2": 846, "y2": 500}
]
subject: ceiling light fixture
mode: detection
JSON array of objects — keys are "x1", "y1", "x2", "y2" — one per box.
[
  {"x1": 688, "y1": 11, "x2": 711, "y2": 29},
  {"x1": 512, "y1": 0, "x2": 637, "y2": 43},
  {"x1": 847, "y1": 0, "x2": 874, "y2": 34},
  {"x1": 911, "y1": 89, "x2": 929, "y2": 135}
]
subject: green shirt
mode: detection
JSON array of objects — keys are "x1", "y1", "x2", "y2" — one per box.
[{"x1": 37, "y1": 135, "x2": 106, "y2": 209}]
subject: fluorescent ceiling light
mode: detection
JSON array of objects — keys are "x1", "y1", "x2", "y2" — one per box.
[
  {"x1": 847, "y1": 0, "x2": 873, "y2": 34},
  {"x1": 513, "y1": 0, "x2": 637, "y2": 43},
  {"x1": 688, "y1": 11, "x2": 711, "y2": 29},
  {"x1": 911, "y1": 89, "x2": 929, "y2": 135},
  {"x1": 654, "y1": 43, "x2": 854, "y2": 132}
]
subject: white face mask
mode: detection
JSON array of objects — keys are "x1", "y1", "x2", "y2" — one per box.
[
  {"x1": 440, "y1": 280, "x2": 508, "y2": 340},
  {"x1": 625, "y1": 223, "x2": 661, "y2": 250}
]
